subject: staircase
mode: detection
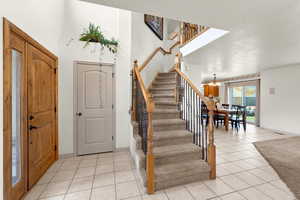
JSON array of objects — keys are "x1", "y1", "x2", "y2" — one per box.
[
  {"x1": 147, "y1": 72, "x2": 210, "y2": 190},
  {"x1": 130, "y1": 37, "x2": 216, "y2": 194}
]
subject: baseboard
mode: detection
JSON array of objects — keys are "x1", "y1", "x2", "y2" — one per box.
[
  {"x1": 59, "y1": 153, "x2": 75, "y2": 159},
  {"x1": 59, "y1": 147, "x2": 129, "y2": 160},
  {"x1": 115, "y1": 147, "x2": 130, "y2": 152},
  {"x1": 260, "y1": 126, "x2": 299, "y2": 136}
]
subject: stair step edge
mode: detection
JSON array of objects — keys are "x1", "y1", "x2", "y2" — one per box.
[
  {"x1": 155, "y1": 160, "x2": 210, "y2": 176},
  {"x1": 153, "y1": 130, "x2": 192, "y2": 138},
  {"x1": 153, "y1": 143, "x2": 202, "y2": 155},
  {"x1": 152, "y1": 119, "x2": 185, "y2": 125}
]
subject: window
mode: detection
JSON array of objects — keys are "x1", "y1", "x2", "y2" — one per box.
[
  {"x1": 11, "y1": 50, "x2": 22, "y2": 185},
  {"x1": 228, "y1": 84, "x2": 257, "y2": 124}
]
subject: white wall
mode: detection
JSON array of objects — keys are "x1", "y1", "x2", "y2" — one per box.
[
  {"x1": 0, "y1": 0, "x2": 64, "y2": 198},
  {"x1": 260, "y1": 65, "x2": 300, "y2": 135},
  {"x1": 181, "y1": 61, "x2": 205, "y2": 90},
  {"x1": 59, "y1": 1, "x2": 130, "y2": 154},
  {"x1": 115, "y1": 10, "x2": 132, "y2": 148}
]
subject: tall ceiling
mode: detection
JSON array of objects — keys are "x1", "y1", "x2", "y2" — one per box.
[{"x1": 82, "y1": 0, "x2": 300, "y2": 79}]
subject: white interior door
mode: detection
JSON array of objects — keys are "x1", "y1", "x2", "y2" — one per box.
[{"x1": 76, "y1": 62, "x2": 114, "y2": 155}]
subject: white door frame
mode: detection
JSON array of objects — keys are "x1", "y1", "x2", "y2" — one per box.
[
  {"x1": 73, "y1": 61, "x2": 116, "y2": 156},
  {"x1": 226, "y1": 79, "x2": 260, "y2": 127}
]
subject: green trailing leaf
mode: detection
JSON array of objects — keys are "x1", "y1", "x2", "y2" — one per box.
[{"x1": 79, "y1": 23, "x2": 118, "y2": 53}]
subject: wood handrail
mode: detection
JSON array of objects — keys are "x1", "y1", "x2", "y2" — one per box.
[
  {"x1": 181, "y1": 27, "x2": 209, "y2": 47},
  {"x1": 174, "y1": 67, "x2": 215, "y2": 111},
  {"x1": 133, "y1": 61, "x2": 154, "y2": 111},
  {"x1": 180, "y1": 22, "x2": 210, "y2": 47},
  {"x1": 132, "y1": 60, "x2": 155, "y2": 194},
  {"x1": 138, "y1": 40, "x2": 180, "y2": 72},
  {"x1": 169, "y1": 32, "x2": 179, "y2": 40}
]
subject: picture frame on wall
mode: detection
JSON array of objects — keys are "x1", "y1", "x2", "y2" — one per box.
[{"x1": 144, "y1": 14, "x2": 164, "y2": 40}]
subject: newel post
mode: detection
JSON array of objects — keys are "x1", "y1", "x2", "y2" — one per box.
[
  {"x1": 146, "y1": 95, "x2": 155, "y2": 194},
  {"x1": 180, "y1": 22, "x2": 185, "y2": 45},
  {"x1": 207, "y1": 97, "x2": 216, "y2": 179},
  {"x1": 175, "y1": 53, "x2": 182, "y2": 70},
  {"x1": 174, "y1": 53, "x2": 182, "y2": 104},
  {"x1": 131, "y1": 60, "x2": 138, "y2": 121}
]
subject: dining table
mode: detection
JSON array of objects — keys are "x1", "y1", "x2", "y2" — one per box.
[{"x1": 215, "y1": 108, "x2": 246, "y2": 131}]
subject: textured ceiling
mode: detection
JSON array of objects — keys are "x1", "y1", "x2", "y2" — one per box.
[{"x1": 82, "y1": 0, "x2": 300, "y2": 79}]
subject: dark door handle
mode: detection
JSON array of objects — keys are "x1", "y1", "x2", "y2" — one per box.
[
  {"x1": 76, "y1": 112, "x2": 82, "y2": 116},
  {"x1": 29, "y1": 125, "x2": 38, "y2": 130}
]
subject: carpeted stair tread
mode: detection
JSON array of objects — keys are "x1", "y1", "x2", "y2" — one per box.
[
  {"x1": 154, "y1": 160, "x2": 210, "y2": 182},
  {"x1": 150, "y1": 88, "x2": 175, "y2": 91},
  {"x1": 153, "y1": 130, "x2": 192, "y2": 140},
  {"x1": 152, "y1": 119, "x2": 185, "y2": 126},
  {"x1": 153, "y1": 81, "x2": 176, "y2": 85},
  {"x1": 155, "y1": 78, "x2": 176, "y2": 82},
  {"x1": 158, "y1": 72, "x2": 176, "y2": 76},
  {"x1": 156, "y1": 76, "x2": 176, "y2": 79},
  {"x1": 153, "y1": 143, "x2": 201, "y2": 158},
  {"x1": 153, "y1": 109, "x2": 179, "y2": 114},
  {"x1": 154, "y1": 108, "x2": 179, "y2": 113},
  {"x1": 152, "y1": 94, "x2": 175, "y2": 98},
  {"x1": 155, "y1": 101, "x2": 178, "y2": 105}
]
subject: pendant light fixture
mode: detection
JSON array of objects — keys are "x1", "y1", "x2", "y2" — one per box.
[{"x1": 209, "y1": 73, "x2": 220, "y2": 86}]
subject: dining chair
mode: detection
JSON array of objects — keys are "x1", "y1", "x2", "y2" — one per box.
[
  {"x1": 222, "y1": 104, "x2": 229, "y2": 109},
  {"x1": 229, "y1": 105, "x2": 246, "y2": 131},
  {"x1": 201, "y1": 102, "x2": 209, "y2": 126}
]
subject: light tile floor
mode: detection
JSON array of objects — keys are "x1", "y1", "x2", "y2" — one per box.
[{"x1": 24, "y1": 125, "x2": 298, "y2": 200}]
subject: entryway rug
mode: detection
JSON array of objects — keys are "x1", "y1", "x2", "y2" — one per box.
[{"x1": 254, "y1": 136, "x2": 300, "y2": 199}]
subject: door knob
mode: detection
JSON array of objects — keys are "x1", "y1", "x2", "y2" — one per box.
[
  {"x1": 76, "y1": 112, "x2": 82, "y2": 116},
  {"x1": 29, "y1": 125, "x2": 38, "y2": 130}
]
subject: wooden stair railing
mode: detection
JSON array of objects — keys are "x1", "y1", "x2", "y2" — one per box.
[
  {"x1": 131, "y1": 60, "x2": 155, "y2": 194},
  {"x1": 131, "y1": 30, "x2": 216, "y2": 193},
  {"x1": 138, "y1": 40, "x2": 180, "y2": 72},
  {"x1": 173, "y1": 55, "x2": 216, "y2": 179},
  {"x1": 131, "y1": 39, "x2": 180, "y2": 194},
  {"x1": 180, "y1": 22, "x2": 210, "y2": 46}
]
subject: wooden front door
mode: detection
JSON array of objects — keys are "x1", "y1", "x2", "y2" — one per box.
[
  {"x1": 4, "y1": 19, "x2": 58, "y2": 200},
  {"x1": 76, "y1": 62, "x2": 114, "y2": 155},
  {"x1": 27, "y1": 44, "x2": 57, "y2": 188}
]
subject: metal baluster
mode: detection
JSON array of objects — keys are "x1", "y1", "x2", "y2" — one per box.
[
  {"x1": 193, "y1": 91, "x2": 196, "y2": 139},
  {"x1": 194, "y1": 92, "x2": 196, "y2": 145},
  {"x1": 201, "y1": 100, "x2": 205, "y2": 159},
  {"x1": 189, "y1": 86, "x2": 192, "y2": 133},
  {"x1": 205, "y1": 114, "x2": 208, "y2": 161},
  {"x1": 196, "y1": 95, "x2": 199, "y2": 146},
  {"x1": 185, "y1": 81, "x2": 188, "y2": 129},
  {"x1": 182, "y1": 77, "x2": 184, "y2": 120}
]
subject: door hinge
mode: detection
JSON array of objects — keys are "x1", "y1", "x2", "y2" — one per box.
[
  {"x1": 54, "y1": 68, "x2": 57, "y2": 74},
  {"x1": 54, "y1": 106, "x2": 57, "y2": 112},
  {"x1": 112, "y1": 73, "x2": 115, "y2": 78},
  {"x1": 112, "y1": 136, "x2": 114, "y2": 140},
  {"x1": 112, "y1": 104, "x2": 114, "y2": 109},
  {"x1": 54, "y1": 145, "x2": 57, "y2": 151}
]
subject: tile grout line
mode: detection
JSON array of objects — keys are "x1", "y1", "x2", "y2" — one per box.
[
  {"x1": 29, "y1": 129, "x2": 294, "y2": 200},
  {"x1": 37, "y1": 160, "x2": 65, "y2": 200},
  {"x1": 61, "y1": 158, "x2": 81, "y2": 200}
]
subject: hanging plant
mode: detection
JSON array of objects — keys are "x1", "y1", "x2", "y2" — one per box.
[{"x1": 79, "y1": 23, "x2": 118, "y2": 53}]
